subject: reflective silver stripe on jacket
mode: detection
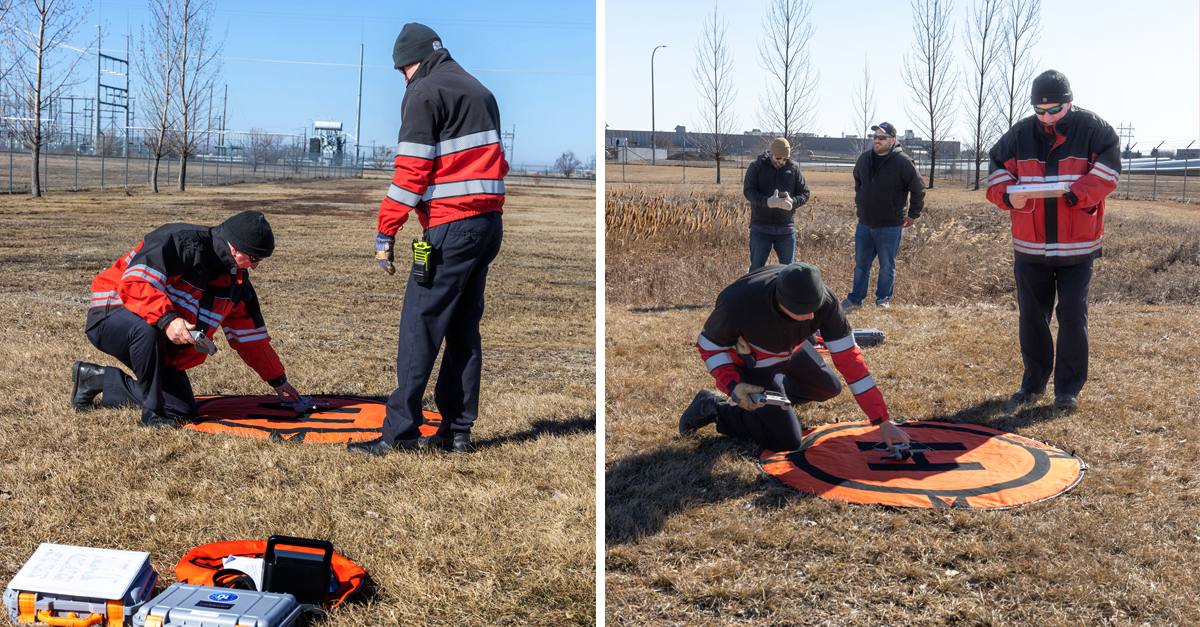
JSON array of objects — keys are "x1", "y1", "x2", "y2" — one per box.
[
  {"x1": 705, "y1": 353, "x2": 733, "y2": 371},
  {"x1": 387, "y1": 183, "x2": 424, "y2": 208},
  {"x1": 823, "y1": 335, "x2": 857, "y2": 354},
  {"x1": 1013, "y1": 237, "x2": 1103, "y2": 256},
  {"x1": 436, "y1": 130, "x2": 501, "y2": 157},
  {"x1": 423, "y1": 178, "x2": 505, "y2": 200},
  {"x1": 848, "y1": 375, "x2": 876, "y2": 396},
  {"x1": 395, "y1": 141, "x2": 436, "y2": 160}
]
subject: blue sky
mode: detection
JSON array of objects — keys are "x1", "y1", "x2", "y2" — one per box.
[
  {"x1": 604, "y1": 0, "x2": 1199, "y2": 151},
  {"x1": 84, "y1": 0, "x2": 596, "y2": 169}
]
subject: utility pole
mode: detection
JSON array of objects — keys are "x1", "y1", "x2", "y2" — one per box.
[
  {"x1": 651, "y1": 45, "x2": 666, "y2": 166},
  {"x1": 94, "y1": 25, "x2": 102, "y2": 152},
  {"x1": 220, "y1": 85, "x2": 228, "y2": 148},
  {"x1": 1117, "y1": 123, "x2": 1135, "y2": 200},
  {"x1": 355, "y1": 44, "x2": 363, "y2": 165}
]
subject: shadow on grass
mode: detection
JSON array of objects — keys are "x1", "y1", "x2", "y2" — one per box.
[
  {"x1": 473, "y1": 414, "x2": 596, "y2": 450},
  {"x1": 625, "y1": 304, "x2": 708, "y2": 313},
  {"x1": 911, "y1": 398, "x2": 1065, "y2": 432},
  {"x1": 605, "y1": 436, "x2": 804, "y2": 545}
]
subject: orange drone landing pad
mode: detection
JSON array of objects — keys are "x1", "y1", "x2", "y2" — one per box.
[
  {"x1": 187, "y1": 395, "x2": 441, "y2": 443},
  {"x1": 760, "y1": 421, "x2": 1085, "y2": 509}
]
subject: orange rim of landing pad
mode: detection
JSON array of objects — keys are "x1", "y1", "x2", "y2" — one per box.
[
  {"x1": 759, "y1": 421, "x2": 1085, "y2": 509},
  {"x1": 186, "y1": 395, "x2": 441, "y2": 443}
]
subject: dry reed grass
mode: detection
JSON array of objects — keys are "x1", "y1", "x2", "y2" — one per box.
[
  {"x1": 605, "y1": 166, "x2": 1200, "y2": 625},
  {"x1": 0, "y1": 173, "x2": 595, "y2": 626}
]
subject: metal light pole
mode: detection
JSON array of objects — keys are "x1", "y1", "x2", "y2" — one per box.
[
  {"x1": 651, "y1": 45, "x2": 666, "y2": 166},
  {"x1": 1182, "y1": 140, "x2": 1194, "y2": 203}
]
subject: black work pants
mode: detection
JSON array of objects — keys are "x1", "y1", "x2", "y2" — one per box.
[
  {"x1": 383, "y1": 212, "x2": 503, "y2": 446},
  {"x1": 714, "y1": 341, "x2": 842, "y2": 452},
  {"x1": 1013, "y1": 257, "x2": 1093, "y2": 397},
  {"x1": 85, "y1": 307, "x2": 197, "y2": 418}
]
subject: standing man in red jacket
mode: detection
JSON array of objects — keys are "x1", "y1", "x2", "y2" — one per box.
[
  {"x1": 986, "y1": 70, "x2": 1121, "y2": 412},
  {"x1": 355, "y1": 23, "x2": 508, "y2": 455},
  {"x1": 70, "y1": 211, "x2": 303, "y2": 427}
]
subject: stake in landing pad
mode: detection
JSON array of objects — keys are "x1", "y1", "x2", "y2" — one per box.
[
  {"x1": 186, "y1": 395, "x2": 441, "y2": 443},
  {"x1": 760, "y1": 421, "x2": 1085, "y2": 509}
]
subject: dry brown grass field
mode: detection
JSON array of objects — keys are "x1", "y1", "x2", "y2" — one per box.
[
  {"x1": 606, "y1": 164, "x2": 1200, "y2": 625},
  {"x1": 0, "y1": 172, "x2": 595, "y2": 626}
]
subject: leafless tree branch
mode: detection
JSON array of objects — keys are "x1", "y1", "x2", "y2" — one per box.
[
  {"x1": 136, "y1": 0, "x2": 177, "y2": 192},
  {"x1": 998, "y1": 0, "x2": 1040, "y2": 129},
  {"x1": 849, "y1": 54, "x2": 876, "y2": 156},
  {"x1": 962, "y1": 0, "x2": 1003, "y2": 189},
  {"x1": 902, "y1": 0, "x2": 957, "y2": 189},
  {"x1": 1, "y1": 0, "x2": 91, "y2": 196},
  {"x1": 692, "y1": 3, "x2": 739, "y2": 184},
  {"x1": 170, "y1": 0, "x2": 223, "y2": 191},
  {"x1": 756, "y1": 0, "x2": 818, "y2": 154}
]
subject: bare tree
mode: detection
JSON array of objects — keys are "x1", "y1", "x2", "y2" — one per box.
[
  {"x1": 136, "y1": 0, "x2": 176, "y2": 193},
  {"x1": 555, "y1": 150, "x2": 581, "y2": 178},
  {"x1": 902, "y1": 0, "x2": 957, "y2": 189},
  {"x1": 998, "y1": 0, "x2": 1040, "y2": 129},
  {"x1": 169, "y1": 0, "x2": 222, "y2": 191},
  {"x1": 756, "y1": 0, "x2": 818, "y2": 153},
  {"x1": 246, "y1": 127, "x2": 282, "y2": 174},
  {"x1": 692, "y1": 3, "x2": 739, "y2": 184},
  {"x1": 849, "y1": 54, "x2": 877, "y2": 155},
  {"x1": 0, "y1": 0, "x2": 89, "y2": 197},
  {"x1": 963, "y1": 0, "x2": 1003, "y2": 190},
  {"x1": 585, "y1": 153, "x2": 597, "y2": 178}
]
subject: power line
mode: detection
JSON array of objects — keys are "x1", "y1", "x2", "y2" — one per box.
[{"x1": 62, "y1": 45, "x2": 593, "y2": 75}]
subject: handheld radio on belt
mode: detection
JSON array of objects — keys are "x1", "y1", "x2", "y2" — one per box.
[{"x1": 411, "y1": 236, "x2": 433, "y2": 284}]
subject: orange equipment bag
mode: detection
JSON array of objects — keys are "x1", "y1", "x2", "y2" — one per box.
[{"x1": 174, "y1": 541, "x2": 366, "y2": 609}]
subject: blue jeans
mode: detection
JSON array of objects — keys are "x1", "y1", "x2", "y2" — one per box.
[
  {"x1": 848, "y1": 222, "x2": 903, "y2": 305},
  {"x1": 748, "y1": 228, "x2": 796, "y2": 272}
]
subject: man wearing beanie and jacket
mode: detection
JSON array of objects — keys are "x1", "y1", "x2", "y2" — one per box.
[
  {"x1": 70, "y1": 210, "x2": 303, "y2": 427},
  {"x1": 356, "y1": 23, "x2": 508, "y2": 455},
  {"x1": 987, "y1": 70, "x2": 1120, "y2": 412},
  {"x1": 682, "y1": 262, "x2": 911, "y2": 453},
  {"x1": 743, "y1": 137, "x2": 810, "y2": 272},
  {"x1": 842, "y1": 121, "x2": 925, "y2": 311}
]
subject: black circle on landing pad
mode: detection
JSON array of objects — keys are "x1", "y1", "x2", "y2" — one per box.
[{"x1": 759, "y1": 421, "x2": 1085, "y2": 509}]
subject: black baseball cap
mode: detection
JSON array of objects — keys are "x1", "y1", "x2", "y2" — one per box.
[{"x1": 871, "y1": 122, "x2": 897, "y2": 137}]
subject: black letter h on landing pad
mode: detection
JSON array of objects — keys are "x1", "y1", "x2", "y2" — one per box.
[{"x1": 855, "y1": 441, "x2": 986, "y2": 472}]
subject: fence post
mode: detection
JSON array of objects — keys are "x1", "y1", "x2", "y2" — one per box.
[
  {"x1": 100, "y1": 142, "x2": 105, "y2": 190},
  {"x1": 75, "y1": 138, "x2": 79, "y2": 191},
  {"x1": 1151, "y1": 141, "x2": 1164, "y2": 201},
  {"x1": 8, "y1": 139, "x2": 12, "y2": 194},
  {"x1": 125, "y1": 132, "x2": 129, "y2": 191}
]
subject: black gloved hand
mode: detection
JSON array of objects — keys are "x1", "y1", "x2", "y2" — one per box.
[{"x1": 374, "y1": 232, "x2": 395, "y2": 275}]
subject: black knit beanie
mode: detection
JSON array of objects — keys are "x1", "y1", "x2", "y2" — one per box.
[
  {"x1": 776, "y1": 263, "x2": 825, "y2": 315},
  {"x1": 1031, "y1": 70, "x2": 1072, "y2": 105},
  {"x1": 392, "y1": 23, "x2": 442, "y2": 70},
  {"x1": 222, "y1": 210, "x2": 274, "y2": 258}
]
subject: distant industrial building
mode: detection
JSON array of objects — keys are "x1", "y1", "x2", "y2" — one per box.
[{"x1": 604, "y1": 126, "x2": 960, "y2": 160}]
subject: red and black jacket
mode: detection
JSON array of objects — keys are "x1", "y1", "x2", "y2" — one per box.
[
  {"x1": 695, "y1": 265, "x2": 890, "y2": 424},
  {"x1": 86, "y1": 223, "x2": 286, "y2": 385},
  {"x1": 986, "y1": 106, "x2": 1121, "y2": 266},
  {"x1": 377, "y1": 48, "x2": 509, "y2": 236}
]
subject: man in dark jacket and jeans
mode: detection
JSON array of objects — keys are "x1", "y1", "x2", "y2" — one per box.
[
  {"x1": 743, "y1": 137, "x2": 810, "y2": 272},
  {"x1": 843, "y1": 122, "x2": 925, "y2": 310},
  {"x1": 355, "y1": 23, "x2": 508, "y2": 455}
]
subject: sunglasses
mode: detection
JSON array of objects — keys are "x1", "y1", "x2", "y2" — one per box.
[
  {"x1": 1033, "y1": 104, "x2": 1065, "y2": 116},
  {"x1": 872, "y1": 135, "x2": 892, "y2": 140},
  {"x1": 247, "y1": 255, "x2": 264, "y2": 263}
]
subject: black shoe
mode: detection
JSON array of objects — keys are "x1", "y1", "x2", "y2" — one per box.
[
  {"x1": 347, "y1": 438, "x2": 396, "y2": 456},
  {"x1": 71, "y1": 361, "x2": 106, "y2": 412},
  {"x1": 679, "y1": 389, "x2": 719, "y2": 435},
  {"x1": 1008, "y1": 389, "x2": 1041, "y2": 408},
  {"x1": 1054, "y1": 394, "x2": 1079, "y2": 412},
  {"x1": 450, "y1": 433, "x2": 472, "y2": 453},
  {"x1": 140, "y1": 407, "x2": 179, "y2": 429},
  {"x1": 417, "y1": 434, "x2": 450, "y2": 451}
]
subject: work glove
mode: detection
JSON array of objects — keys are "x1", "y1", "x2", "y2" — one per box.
[
  {"x1": 730, "y1": 382, "x2": 765, "y2": 411},
  {"x1": 374, "y1": 232, "x2": 395, "y2": 275},
  {"x1": 736, "y1": 336, "x2": 756, "y2": 368}
]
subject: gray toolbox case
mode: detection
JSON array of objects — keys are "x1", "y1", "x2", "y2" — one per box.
[
  {"x1": 4, "y1": 543, "x2": 158, "y2": 627},
  {"x1": 133, "y1": 584, "x2": 301, "y2": 627}
]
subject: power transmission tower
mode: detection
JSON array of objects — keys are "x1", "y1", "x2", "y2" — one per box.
[{"x1": 1117, "y1": 123, "x2": 1135, "y2": 199}]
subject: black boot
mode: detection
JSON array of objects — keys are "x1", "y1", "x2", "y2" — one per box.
[
  {"x1": 450, "y1": 433, "x2": 472, "y2": 453},
  {"x1": 347, "y1": 438, "x2": 396, "y2": 456},
  {"x1": 71, "y1": 361, "x2": 106, "y2": 412},
  {"x1": 140, "y1": 407, "x2": 179, "y2": 429},
  {"x1": 679, "y1": 389, "x2": 719, "y2": 435}
]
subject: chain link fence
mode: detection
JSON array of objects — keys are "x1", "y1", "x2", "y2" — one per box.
[{"x1": 1, "y1": 126, "x2": 362, "y2": 194}]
